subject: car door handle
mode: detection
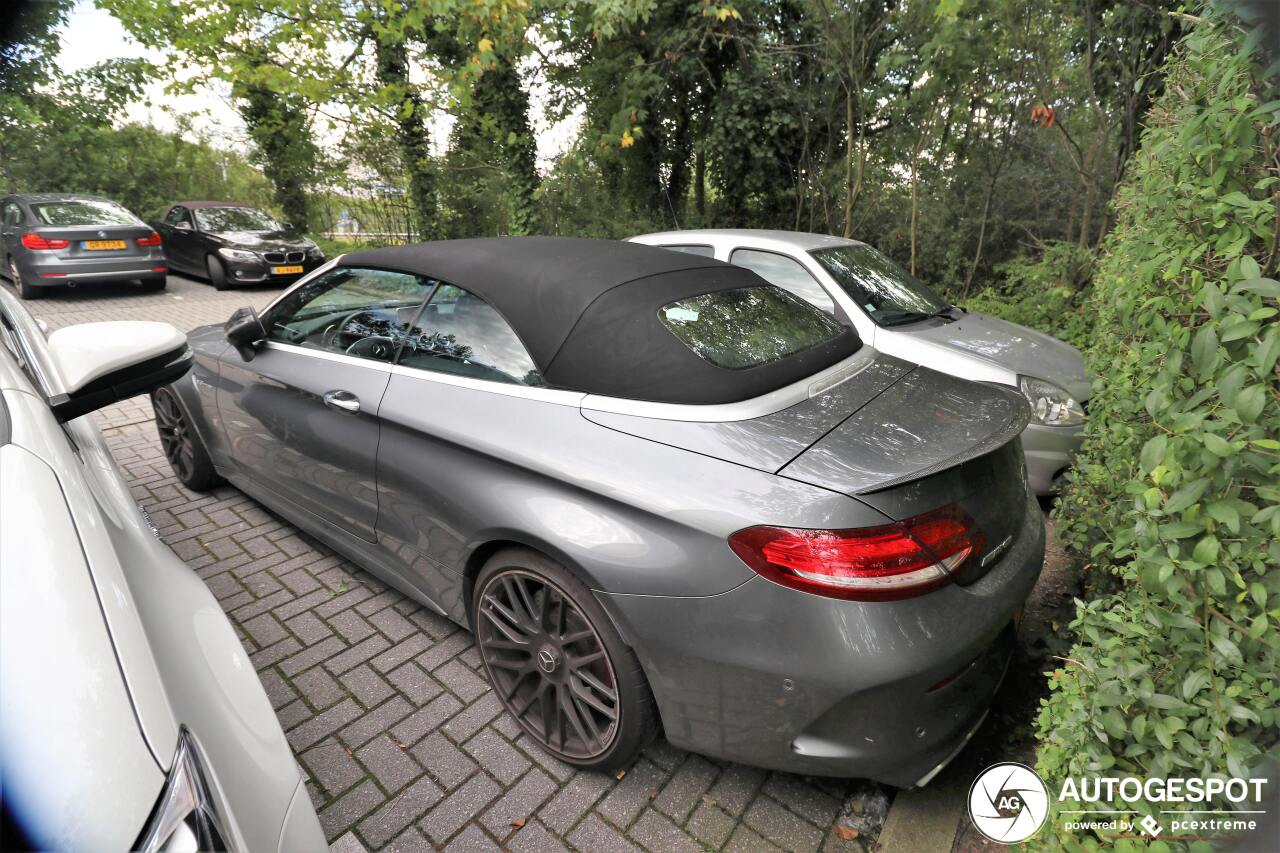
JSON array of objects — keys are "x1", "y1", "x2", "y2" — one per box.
[{"x1": 323, "y1": 390, "x2": 360, "y2": 414}]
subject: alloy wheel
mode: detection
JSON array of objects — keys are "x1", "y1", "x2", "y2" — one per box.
[
  {"x1": 154, "y1": 390, "x2": 196, "y2": 482},
  {"x1": 475, "y1": 570, "x2": 621, "y2": 760}
]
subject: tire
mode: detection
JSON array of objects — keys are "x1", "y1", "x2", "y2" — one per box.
[
  {"x1": 152, "y1": 386, "x2": 224, "y2": 491},
  {"x1": 8, "y1": 257, "x2": 40, "y2": 299},
  {"x1": 206, "y1": 255, "x2": 230, "y2": 291},
  {"x1": 140, "y1": 275, "x2": 166, "y2": 292},
  {"x1": 472, "y1": 548, "x2": 657, "y2": 772}
]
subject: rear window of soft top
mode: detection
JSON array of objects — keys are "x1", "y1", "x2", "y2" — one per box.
[{"x1": 658, "y1": 285, "x2": 846, "y2": 370}]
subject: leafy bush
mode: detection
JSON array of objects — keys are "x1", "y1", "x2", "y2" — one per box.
[
  {"x1": 963, "y1": 241, "x2": 1096, "y2": 351},
  {"x1": 1033, "y1": 6, "x2": 1279, "y2": 847}
]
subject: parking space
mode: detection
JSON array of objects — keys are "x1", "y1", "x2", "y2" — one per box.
[{"x1": 27, "y1": 274, "x2": 877, "y2": 852}]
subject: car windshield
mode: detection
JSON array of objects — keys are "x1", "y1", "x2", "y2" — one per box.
[
  {"x1": 31, "y1": 200, "x2": 137, "y2": 227},
  {"x1": 810, "y1": 244, "x2": 950, "y2": 326},
  {"x1": 195, "y1": 206, "x2": 281, "y2": 233},
  {"x1": 658, "y1": 285, "x2": 846, "y2": 370}
]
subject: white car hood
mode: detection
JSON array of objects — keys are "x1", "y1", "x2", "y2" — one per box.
[{"x1": 897, "y1": 311, "x2": 1091, "y2": 401}]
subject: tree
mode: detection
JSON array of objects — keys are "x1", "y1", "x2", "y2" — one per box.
[
  {"x1": 237, "y1": 60, "x2": 320, "y2": 229},
  {"x1": 100, "y1": 0, "x2": 332, "y2": 229},
  {"x1": 0, "y1": 0, "x2": 73, "y2": 192}
]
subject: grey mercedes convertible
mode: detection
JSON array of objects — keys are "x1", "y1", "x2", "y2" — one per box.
[{"x1": 154, "y1": 238, "x2": 1044, "y2": 787}]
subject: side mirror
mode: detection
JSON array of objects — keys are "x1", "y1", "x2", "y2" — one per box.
[
  {"x1": 174, "y1": 221, "x2": 193, "y2": 231},
  {"x1": 225, "y1": 306, "x2": 267, "y2": 361},
  {"x1": 45, "y1": 321, "x2": 191, "y2": 422}
]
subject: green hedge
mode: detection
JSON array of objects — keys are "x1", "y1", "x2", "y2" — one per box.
[
  {"x1": 963, "y1": 241, "x2": 1096, "y2": 352},
  {"x1": 1033, "y1": 5, "x2": 1279, "y2": 849}
]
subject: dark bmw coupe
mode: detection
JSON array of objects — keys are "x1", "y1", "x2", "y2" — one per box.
[{"x1": 150, "y1": 202, "x2": 324, "y2": 290}]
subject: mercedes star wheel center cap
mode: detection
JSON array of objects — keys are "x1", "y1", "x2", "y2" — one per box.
[{"x1": 537, "y1": 647, "x2": 559, "y2": 674}]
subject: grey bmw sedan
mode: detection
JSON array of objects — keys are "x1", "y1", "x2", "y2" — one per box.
[
  {"x1": 1, "y1": 194, "x2": 168, "y2": 298},
  {"x1": 155, "y1": 238, "x2": 1043, "y2": 787}
]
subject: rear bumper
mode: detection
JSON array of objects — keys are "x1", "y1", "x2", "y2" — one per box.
[
  {"x1": 598, "y1": 493, "x2": 1044, "y2": 786},
  {"x1": 32, "y1": 268, "x2": 166, "y2": 282},
  {"x1": 17, "y1": 252, "x2": 167, "y2": 284},
  {"x1": 1021, "y1": 421, "x2": 1086, "y2": 494}
]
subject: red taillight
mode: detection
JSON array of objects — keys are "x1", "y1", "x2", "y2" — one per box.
[
  {"x1": 728, "y1": 506, "x2": 983, "y2": 601},
  {"x1": 151, "y1": 267, "x2": 168, "y2": 272},
  {"x1": 21, "y1": 232, "x2": 69, "y2": 250},
  {"x1": 136, "y1": 232, "x2": 163, "y2": 247}
]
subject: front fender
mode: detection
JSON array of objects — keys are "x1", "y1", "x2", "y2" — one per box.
[{"x1": 163, "y1": 327, "x2": 231, "y2": 469}]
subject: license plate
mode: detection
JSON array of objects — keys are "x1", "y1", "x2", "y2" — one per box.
[
  {"x1": 272, "y1": 265, "x2": 304, "y2": 275},
  {"x1": 83, "y1": 240, "x2": 126, "y2": 250}
]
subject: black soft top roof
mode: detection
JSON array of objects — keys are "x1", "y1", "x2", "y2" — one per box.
[{"x1": 340, "y1": 237, "x2": 859, "y2": 404}]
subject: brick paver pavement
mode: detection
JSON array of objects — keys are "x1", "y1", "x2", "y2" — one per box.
[{"x1": 29, "y1": 275, "x2": 878, "y2": 852}]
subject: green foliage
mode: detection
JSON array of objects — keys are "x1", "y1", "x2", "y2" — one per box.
[
  {"x1": 0, "y1": 38, "x2": 273, "y2": 216},
  {"x1": 1034, "y1": 7, "x2": 1279, "y2": 846},
  {"x1": 535, "y1": 146, "x2": 663, "y2": 238},
  {"x1": 964, "y1": 242, "x2": 1095, "y2": 350}
]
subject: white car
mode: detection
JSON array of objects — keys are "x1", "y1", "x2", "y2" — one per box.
[
  {"x1": 630, "y1": 229, "x2": 1091, "y2": 494},
  {"x1": 0, "y1": 287, "x2": 325, "y2": 851}
]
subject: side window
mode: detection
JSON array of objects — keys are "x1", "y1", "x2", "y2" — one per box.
[
  {"x1": 730, "y1": 249, "x2": 836, "y2": 315},
  {"x1": 165, "y1": 206, "x2": 188, "y2": 226},
  {"x1": 657, "y1": 244, "x2": 715, "y2": 258},
  {"x1": 398, "y1": 284, "x2": 543, "y2": 387},
  {"x1": 265, "y1": 267, "x2": 435, "y2": 362}
]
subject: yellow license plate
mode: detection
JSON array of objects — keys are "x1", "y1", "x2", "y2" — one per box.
[
  {"x1": 84, "y1": 240, "x2": 126, "y2": 250},
  {"x1": 272, "y1": 265, "x2": 304, "y2": 275}
]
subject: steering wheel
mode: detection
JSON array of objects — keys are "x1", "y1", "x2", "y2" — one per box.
[
  {"x1": 321, "y1": 309, "x2": 375, "y2": 349},
  {"x1": 346, "y1": 335, "x2": 398, "y2": 361}
]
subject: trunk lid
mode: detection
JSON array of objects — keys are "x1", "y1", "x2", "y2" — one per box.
[
  {"x1": 776, "y1": 365, "x2": 1027, "y2": 495},
  {"x1": 583, "y1": 356, "x2": 1031, "y2": 584},
  {"x1": 581, "y1": 350, "x2": 916, "y2": 472},
  {"x1": 30, "y1": 224, "x2": 155, "y2": 260},
  {"x1": 775, "y1": 365, "x2": 1030, "y2": 583}
]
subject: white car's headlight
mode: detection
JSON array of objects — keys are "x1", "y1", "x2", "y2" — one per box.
[
  {"x1": 217, "y1": 247, "x2": 258, "y2": 263},
  {"x1": 135, "y1": 730, "x2": 229, "y2": 852},
  {"x1": 1019, "y1": 375, "x2": 1085, "y2": 426}
]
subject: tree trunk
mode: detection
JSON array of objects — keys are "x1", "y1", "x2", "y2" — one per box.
[
  {"x1": 909, "y1": 120, "x2": 931, "y2": 276},
  {"x1": 664, "y1": 100, "x2": 694, "y2": 226},
  {"x1": 962, "y1": 170, "x2": 998, "y2": 299},
  {"x1": 236, "y1": 82, "x2": 316, "y2": 231},
  {"x1": 470, "y1": 56, "x2": 539, "y2": 235},
  {"x1": 842, "y1": 87, "x2": 855, "y2": 238},
  {"x1": 375, "y1": 36, "x2": 437, "y2": 241},
  {"x1": 962, "y1": 112, "x2": 1014, "y2": 298},
  {"x1": 694, "y1": 148, "x2": 705, "y2": 219}
]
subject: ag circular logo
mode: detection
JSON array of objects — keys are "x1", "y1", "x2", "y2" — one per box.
[{"x1": 968, "y1": 762, "x2": 1049, "y2": 843}]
